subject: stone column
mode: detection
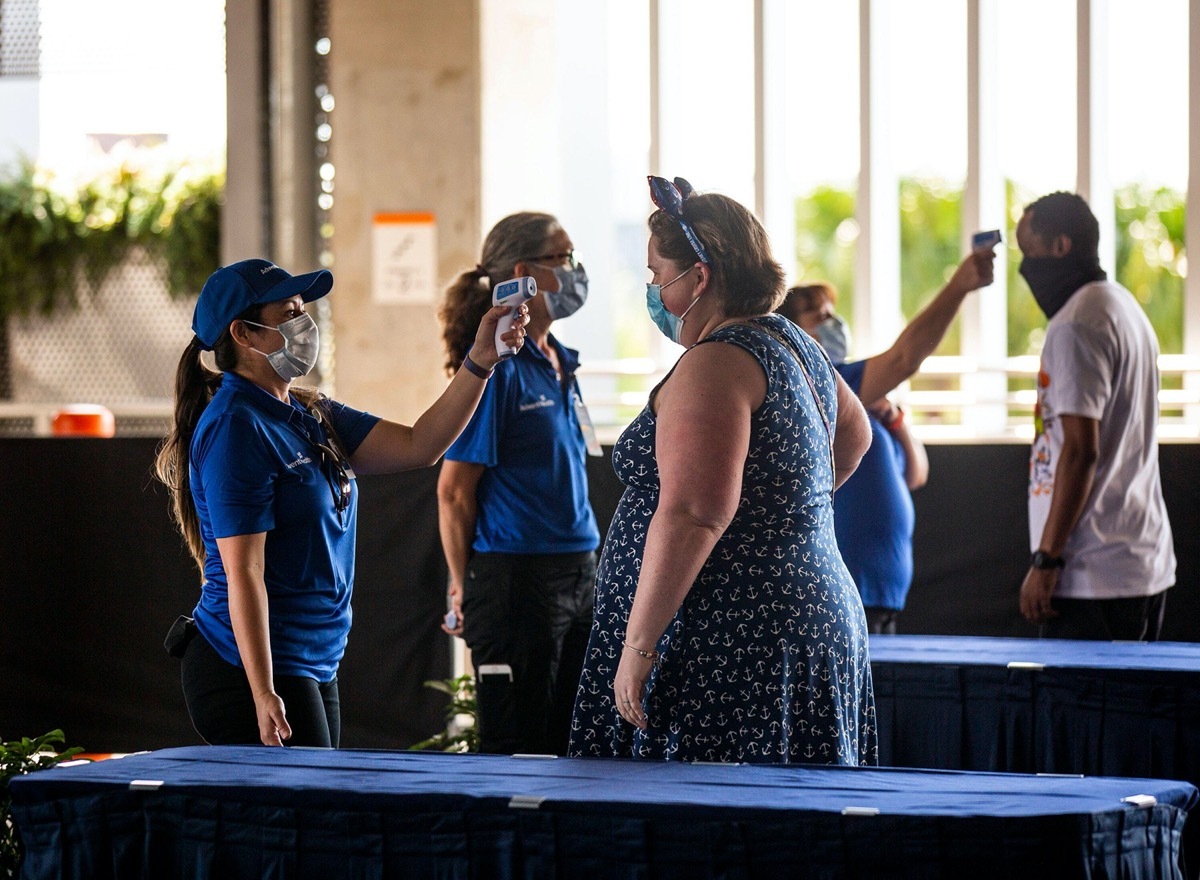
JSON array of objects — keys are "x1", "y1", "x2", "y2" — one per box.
[{"x1": 328, "y1": 0, "x2": 481, "y2": 419}]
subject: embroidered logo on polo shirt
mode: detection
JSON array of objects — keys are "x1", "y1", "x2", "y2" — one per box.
[
  {"x1": 519, "y1": 395, "x2": 556, "y2": 413},
  {"x1": 285, "y1": 451, "x2": 313, "y2": 468}
]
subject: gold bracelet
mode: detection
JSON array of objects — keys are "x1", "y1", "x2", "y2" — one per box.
[{"x1": 622, "y1": 640, "x2": 661, "y2": 669}]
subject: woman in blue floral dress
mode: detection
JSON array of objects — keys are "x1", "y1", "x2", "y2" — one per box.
[{"x1": 569, "y1": 178, "x2": 877, "y2": 764}]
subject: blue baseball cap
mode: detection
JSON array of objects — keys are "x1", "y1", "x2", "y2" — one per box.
[{"x1": 192, "y1": 259, "x2": 333, "y2": 350}]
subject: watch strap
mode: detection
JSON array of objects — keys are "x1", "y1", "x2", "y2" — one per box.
[{"x1": 1031, "y1": 550, "x2": 1066, "y2": 570}]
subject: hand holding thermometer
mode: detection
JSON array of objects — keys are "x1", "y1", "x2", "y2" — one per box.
[{"x1": 494, "y1": 276, "x2": 538, "y2": 359}]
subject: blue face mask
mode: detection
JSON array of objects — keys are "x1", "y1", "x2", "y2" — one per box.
[
  {"x1": 814, "y1": 314, "x2": 851, "y2": 364},
  {"x1": 540, "y1": 263, "x2": 589, "y2": 320},
  {"x1": 645, "y1": 267, "x2": 697, "y2": 344}
]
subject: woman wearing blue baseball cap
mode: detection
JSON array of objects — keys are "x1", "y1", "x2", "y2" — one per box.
[{"x1": 154, "y1": 259, "x2": 528, "y2": 748}]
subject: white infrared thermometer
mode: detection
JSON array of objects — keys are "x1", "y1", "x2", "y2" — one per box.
[{"x1": 493, "y1": 276, "x2": 537, "y2": 359}]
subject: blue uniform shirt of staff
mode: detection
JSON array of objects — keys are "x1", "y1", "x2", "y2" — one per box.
[
  {"x1": 833, "y1": 359, "x2": 915, "y2": 611},
  {"x1": 190, "y1": 371, "x2": 381, "y2": 683},
  {"x1": 446, "y1": 337, "x2": 599, "y2": 554}
]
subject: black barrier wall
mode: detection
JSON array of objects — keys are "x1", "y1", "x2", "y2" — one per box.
[{"x1": 2, "y1": 439, "x2": 1196, "y2": 752}]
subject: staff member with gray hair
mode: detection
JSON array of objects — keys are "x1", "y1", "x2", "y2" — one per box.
[{"x1": 437, "y1": 213, "x2": 601, "y2": 756}]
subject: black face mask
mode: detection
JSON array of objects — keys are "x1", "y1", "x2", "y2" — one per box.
[{"x1": 1018, "y1": 253, "x2": 1107, "y2": 319}]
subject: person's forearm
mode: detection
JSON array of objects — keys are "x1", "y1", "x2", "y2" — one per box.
[
  {"x1": 437, "y1": 496, "x2": 477, "y2": 591},
  {"x1": 227, "y1": 568, "x2": 277, "y2": 700},
  {"x1": 407, "y1": 367, "x2": 490, "y2": 465},
  {"x1": 890, "y1": 281, "x2": 972, "y2": 377},
  {"x1": 623, "y1": 507, "x2": 728, "y2": 652},
  {"x1": 892, "y1": 421, "x2": 928, "y2": 489},
  {"x1": 858, "y1": 252, "x2": 992, "y2": 404},
  {"x1": 351, "y1": 358, "x2": 492, "y2": 475},
  {"x1": 1037, "y1": 443, "x2": 1097, "y2": 556}
]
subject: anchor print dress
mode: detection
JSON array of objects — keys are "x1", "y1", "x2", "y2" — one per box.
[{"x1": 569, "y1": 314, "x2": 877, "y2": 765}]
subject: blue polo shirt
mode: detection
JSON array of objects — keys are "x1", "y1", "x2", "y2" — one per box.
[
  {"x1": 832, "y1": 359, "x2": 915, "y2": 611},
  {"x1": 445, "y1": 337, "x2": 599, "y2": 555},
  {"x1": 189, "y1": 372, "x2": 380, "y2": 682}
]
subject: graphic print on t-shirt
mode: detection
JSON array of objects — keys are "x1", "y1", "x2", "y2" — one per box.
[{"x1": 1030, "y1": 369, "x2": 1054, "y2": 497}]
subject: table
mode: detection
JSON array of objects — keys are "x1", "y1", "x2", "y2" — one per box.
[
  {"x1": 869, "y1": 635, "x2": 1200, "y2": 779},
  {"x1": 11, "y1": 745, "x2": 1196, "y2": 879},
  {"x1": 870, "y1": 634, "x2": 1200, "y2": 878}
]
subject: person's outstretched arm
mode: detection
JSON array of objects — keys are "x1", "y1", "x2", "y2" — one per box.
[
  {"x1": 350, "y1": 304, "x2": 528, "y2": 475},
  {"x1": 856, "y1": 250, "x2": 996, "y2": 405}
]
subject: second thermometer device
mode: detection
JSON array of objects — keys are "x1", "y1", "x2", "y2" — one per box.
[{"x1": 493, "y1": 276, "x2": 537, "y2": 359}]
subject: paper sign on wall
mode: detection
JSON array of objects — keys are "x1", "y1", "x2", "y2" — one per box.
[{"x1": 372, "y1": 212, "x2": 437, "y2": 304}]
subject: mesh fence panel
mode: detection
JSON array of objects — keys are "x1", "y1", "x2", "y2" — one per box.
[
  {"x1": 0, "y1": 0, "x2": 40, "y2": 77},
  {"x1": 3, "y1": 249, "x2": 193, "y2": 436}
]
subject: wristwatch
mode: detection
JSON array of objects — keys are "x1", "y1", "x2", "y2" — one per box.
[{"x1": 1031, "y1": 550, "x2": 1066, "y2": 570}]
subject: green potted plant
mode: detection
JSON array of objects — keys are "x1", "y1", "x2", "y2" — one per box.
[
  {"x1": 1, "y1": 729, "x2": 83, "y2": 879},
  {"x1": 408, "y1": 674, "x2": 478, "y2": 753}
]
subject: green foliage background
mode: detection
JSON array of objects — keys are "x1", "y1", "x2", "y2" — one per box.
[{"x1": 0, "y1": 162, "x2": 223, "y2": 320}]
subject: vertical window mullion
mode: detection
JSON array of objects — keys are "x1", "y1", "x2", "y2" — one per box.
[
  {"x1": 759, "y1": 0, "x2": 792, "y2": 268},
  {"x1": 962, "y1": 0, "x2": 1008, "y2": 435},
  {"x1": 1187, "y1": 0, "x2": 1200, "y2": 426},
  {"x1": 649, "y1": 0, "x2": 661, "y2": 176},
  {"x1": 753, "y1": 0, "x2": 765, "y2": 220},
  {"x1": 857, "y1": 0, "x2": 901, "y2": 357},
  {"x1": 1076, "y1": 0, "x2": 1116, "y2": 273}
]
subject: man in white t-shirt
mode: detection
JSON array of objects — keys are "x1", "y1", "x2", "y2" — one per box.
[{"x1": 1016, "y1": 191, "x2": 1175, "y2": 640}]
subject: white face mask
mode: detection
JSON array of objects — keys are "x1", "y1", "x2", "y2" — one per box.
[
  {"x1": 243, "y1": 312, "x2": 320, "y2": 381},
  {"x1": 814, "y1": 314, "x2": 851, "y2": 364}
]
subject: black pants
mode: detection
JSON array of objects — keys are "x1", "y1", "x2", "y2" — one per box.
[
  {"x1": 1040, "y1": 592, "x2": 1168, "y2": 641},
  {"x1": 864, "y1": 607, "x2": 899, "y2": 635},
  {"x1": 180, "y1": 626, "x2": 341, "y2": 747},
  {"x1": 462, "y1": 551, "x2": 596, "y2": 756}
]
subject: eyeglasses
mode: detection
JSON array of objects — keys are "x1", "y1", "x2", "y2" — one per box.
[
  {"x1": 524, "y1": 250, "x2": 577, "y2": 269},
  {"x1": 314, "y1": 439, "x2": 352, "y2": 513},
  {"x1": 647, "y1": 175, "x2": 711, "y2": 265}
]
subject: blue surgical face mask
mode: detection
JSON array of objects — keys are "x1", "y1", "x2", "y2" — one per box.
[
  {"x1": 645, "y1": 267, "x2": 698, "y2": 344},
  {"x1": 243, "y1": 312, "x2": 320, "y2": 381},
  {"x1": 814, "y1": 314, "x2": 851, "y2": 364},
  {"x1": 539, "y1": 262, "x2": 589, "y2": 320}
]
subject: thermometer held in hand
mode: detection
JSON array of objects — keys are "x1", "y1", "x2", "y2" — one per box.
[{"x1": 493, "y1": 276, "x2": 537, "y2": 359}]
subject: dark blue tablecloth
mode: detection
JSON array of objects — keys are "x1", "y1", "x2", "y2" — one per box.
[
  {"x1": 869, "y1": 635, "x2": 1200, "y2": 672},
  {"x1": 869, "y1": 634, "x2": 1200, "y2": 879},
  {"x1": 12, "y1": 745, "x2": 1197, "y2": 879},
  {"x1": 868, "y1": 635, "x2": 1200, "y2": 777}
]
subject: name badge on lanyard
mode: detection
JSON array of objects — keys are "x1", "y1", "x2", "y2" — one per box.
[{"x1": 573, "y1": 393, "x2": 604, "y2": 457}]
